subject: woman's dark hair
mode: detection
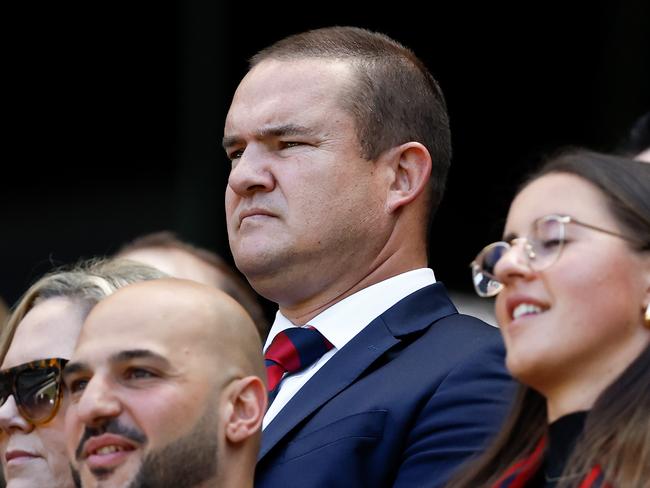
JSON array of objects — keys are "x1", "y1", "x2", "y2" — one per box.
[
  {"x1": 530, "y1": 149, "x2": 650, "y2": 251},
  {"x1": 615, "y1": 111, "x2": 649, "y2": 157},
  {"x1": 448, "y1": 149, "x2": 650, "y2": 487}
]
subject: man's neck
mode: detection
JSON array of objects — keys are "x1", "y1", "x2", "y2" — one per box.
[
  {"x1": 279, "y1": 250, "x2": 427, "y2": 324},
  {"x1": 215, "y1": 471, "x2": 253, "y2": 488}
]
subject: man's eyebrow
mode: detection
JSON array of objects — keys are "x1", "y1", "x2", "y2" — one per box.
[
  {"x1": 222, "y1": 124, "x2": 317, "y2": 149},
  {"x1": 62, "y1": 350, "x2": 172, "y2": 380},
  {"x1": 109, "y1": 349, "x2": 173, "y2": 369},
  {"x1": 503, "y1": 232, "x2": 518, "y2": 242}
]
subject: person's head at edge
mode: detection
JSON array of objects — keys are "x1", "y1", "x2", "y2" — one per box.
[
  {"x1": 615, "y1": 110, "x2": 650, "y2": 163},
  {"x1": 63, "y1": 278, "x2": 266, "y2": 488},
  {"x1": 0, "y1": 298, "x2": 8, "y2": 330},
  {"x1": 452, "y1": 150, "x2": 650, "y2": 487},
  {"x1": 0, "y1": 258, "x2": 166, "y2": 488},
  {"x1": 116, "y1": 230, "x2": 269, "y2": 339},
  {"x1": 223, "y1": 26, "x2": 451, "y2": 323}
]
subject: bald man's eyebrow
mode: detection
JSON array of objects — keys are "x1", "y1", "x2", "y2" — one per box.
[
  {"x1": 222, "y1": 124, "x2": 319, "y2": 150},
  {"x1": 503, "y1": 232, "x2": 518, "y2": 242},
  {"x1": 111, "y1": 349, "x2": 171, "y2": 367}
]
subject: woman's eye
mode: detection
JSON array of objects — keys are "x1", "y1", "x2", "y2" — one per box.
[
  {"x1": 541, "y1": 238, "x2": 562, "y2": 249},
  {"x1": 68, "y1": 379, "x2": 88, "y2": 395}
]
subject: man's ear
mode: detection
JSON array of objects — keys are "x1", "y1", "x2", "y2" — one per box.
[
  {"x1": 223, "y1": 376, "x2": 267, "y2": 444},
  {"x1": 383, "y1": 142, "x2": 432, "y2": 213}
]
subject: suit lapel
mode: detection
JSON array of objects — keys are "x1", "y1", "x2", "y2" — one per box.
[
  {"x1": 259, "y1": 317, "x2": 398, "y2": 459},
  {"x1": 258, "y1": 283, "x2": 457, "y2": 460}
]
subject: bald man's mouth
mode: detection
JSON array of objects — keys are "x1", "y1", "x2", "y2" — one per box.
[
  {"x1": 82, "y1": 434, "x2": 138, "y2": 475},
  {"x1": 76, "y1": 420, "x2": 146, "y2": 476}
]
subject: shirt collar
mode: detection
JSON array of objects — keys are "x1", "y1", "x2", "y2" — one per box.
[{"x1": 264, "y1": 268, "x2": 435, "y2": 351}]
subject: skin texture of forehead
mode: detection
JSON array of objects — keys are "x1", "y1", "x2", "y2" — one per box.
[
  {"x1": 119, "y1": 247, "x2": 227, "y2": 290},
  {"x1": 76, "y1": 278, "x2": 264, "y2": 379},
  {"x1": 2, "y1": 297, "x2": 87, "y2": 368},
  {"x1": 508, "y1": 172, "x2": 614, "y2": 231},
  {"x1": 229, "y1": 58, "x2": 354, "y2": 130}
]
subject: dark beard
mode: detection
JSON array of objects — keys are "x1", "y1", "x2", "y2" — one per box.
[
  {"x1": 125, "y1": 404, "x2": 219, "y2": 488},
  {"x1": 71, "y1": 464, "x2": 81, "y2": 488}
]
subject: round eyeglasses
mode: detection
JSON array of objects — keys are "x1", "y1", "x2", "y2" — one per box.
[
  {"x1": 470, "y1": 214, "x2": 637, "y2": 298},
  {"x1": 0, "y1": 358, "x2": 68, "y2": 425}
]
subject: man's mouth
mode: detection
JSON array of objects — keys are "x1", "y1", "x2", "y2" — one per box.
[
  {"x1": 90, "y1": 445, "x2": 131, "y2": 455},
  {"x1": 81, "y1": 433, "x2": 138, "y2": 473},
  {"x1": 238, "y1": 208, "x2": 276, "y2": 225}
]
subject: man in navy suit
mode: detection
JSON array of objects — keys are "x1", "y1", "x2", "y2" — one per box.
[{"x1": 223, "y1": 26, "x2": 514, "y2": 487}]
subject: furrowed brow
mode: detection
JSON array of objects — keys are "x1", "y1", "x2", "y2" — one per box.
[
  {"x1": 258, "y1": 124, "x2": 316, "y2": 138},
  {"x1": 222, "y1": 135, "x2": 242, "y2": 150},
  {"x1": 222, "y1": 124, "x2": 317, "y2": 150}
]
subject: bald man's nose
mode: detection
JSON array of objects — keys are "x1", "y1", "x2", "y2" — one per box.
[{"x1": 74, "y1": 376, "x2": 122, "y2": 427}]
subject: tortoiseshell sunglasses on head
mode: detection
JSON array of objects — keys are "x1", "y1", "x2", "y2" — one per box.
[{"x1": 0, "y1": 358, "x2": 69, "y2": 425}]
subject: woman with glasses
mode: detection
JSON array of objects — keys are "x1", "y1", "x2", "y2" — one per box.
[
  {"x1": 0, "y1": 258, "x2": 164, "y2": 488},
  {"x1": 449, "y1": 150, "x2": 649, "y2": 488}
]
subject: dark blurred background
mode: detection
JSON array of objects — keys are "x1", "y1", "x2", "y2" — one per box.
[{"x1": 3, "y1": 1, "x2": 649, "y2": 321}]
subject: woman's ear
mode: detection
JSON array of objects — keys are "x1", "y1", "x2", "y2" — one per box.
[
  {"x1": 383, "y1": 142, "x2": 432, "y2": 214},
  {"x1": 223, "y1": 376, "x2": 267, "y2": 444}
]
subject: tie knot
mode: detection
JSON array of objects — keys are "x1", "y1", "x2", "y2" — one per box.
[
  {"x1": 264, "y1": 326, "x2": 334, "y2": 399},
  {"x1": 265, "y1": 326, "x2": 333, "y2": 374}
]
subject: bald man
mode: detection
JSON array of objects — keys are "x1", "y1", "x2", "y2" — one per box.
[{"x1": 63, "y1": 279, "x2": 267, "y2": 488}]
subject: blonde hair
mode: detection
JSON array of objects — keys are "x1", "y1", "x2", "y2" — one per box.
[
  {"x1": 0, "y1": 258, "x2": 166, "y2": 362},
  {"x1": 0, "y1": 297, "x2": 8, "y2": 332}
]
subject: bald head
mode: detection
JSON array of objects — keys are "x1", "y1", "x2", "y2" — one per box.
[
  {"x1": 65, "y1": 279, "x2": 266, "y2": 488},
  {"x1": 79, "y1": 278, "x2": 264, "y2": 382}
]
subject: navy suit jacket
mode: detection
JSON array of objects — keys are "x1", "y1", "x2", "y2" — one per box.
[{"x1": 255, "y1": 283, "x2": 514, "y2": 487}]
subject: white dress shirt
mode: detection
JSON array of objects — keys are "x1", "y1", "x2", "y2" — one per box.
[{"x1": 263, "y1": 268, "x2": 436, "y2": 429}]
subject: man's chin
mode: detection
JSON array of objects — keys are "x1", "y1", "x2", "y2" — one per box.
[{"x1": 80, "y1": 453, "x2": 141, "y2": 488}]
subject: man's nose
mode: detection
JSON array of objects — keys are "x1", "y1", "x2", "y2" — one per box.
[
  {"x1": 74, "y1": 376, "x2": 122, "y2": 428},
  {"x1": 227, "y1": 145, "x2": 276, "y2": 197}
]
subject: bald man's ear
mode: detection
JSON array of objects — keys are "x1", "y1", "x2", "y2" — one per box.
[
  {"x1": 383, "y1": 142, "x2": 432, "y2": 214},
  {"x1": 223, "y1": 376, "x2": 267, "y2": 444}
]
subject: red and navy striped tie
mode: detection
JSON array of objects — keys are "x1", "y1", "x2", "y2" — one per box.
[{"x1": 264, "y1": 326, "x2": 334, "y2": 405}]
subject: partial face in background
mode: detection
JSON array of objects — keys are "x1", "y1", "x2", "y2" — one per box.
[
  {"x1": 0, "y1": 297, "x2": 86, "y2": 488},
  {"x1": 64, "y1": 283, "x2": 224, "y2": 488},
  {"x1": 494, "y1": 173, "x2": 650, "y2": 393},
  {"x1": 119, "y1": 246, "x2": 226, "y2": 290},
  {"x1": 224, "y1": 59, "x2": 391, "y2": 303},
  {"x1": 636, "y1": 147, "x2": 650, "y2": 163}
]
